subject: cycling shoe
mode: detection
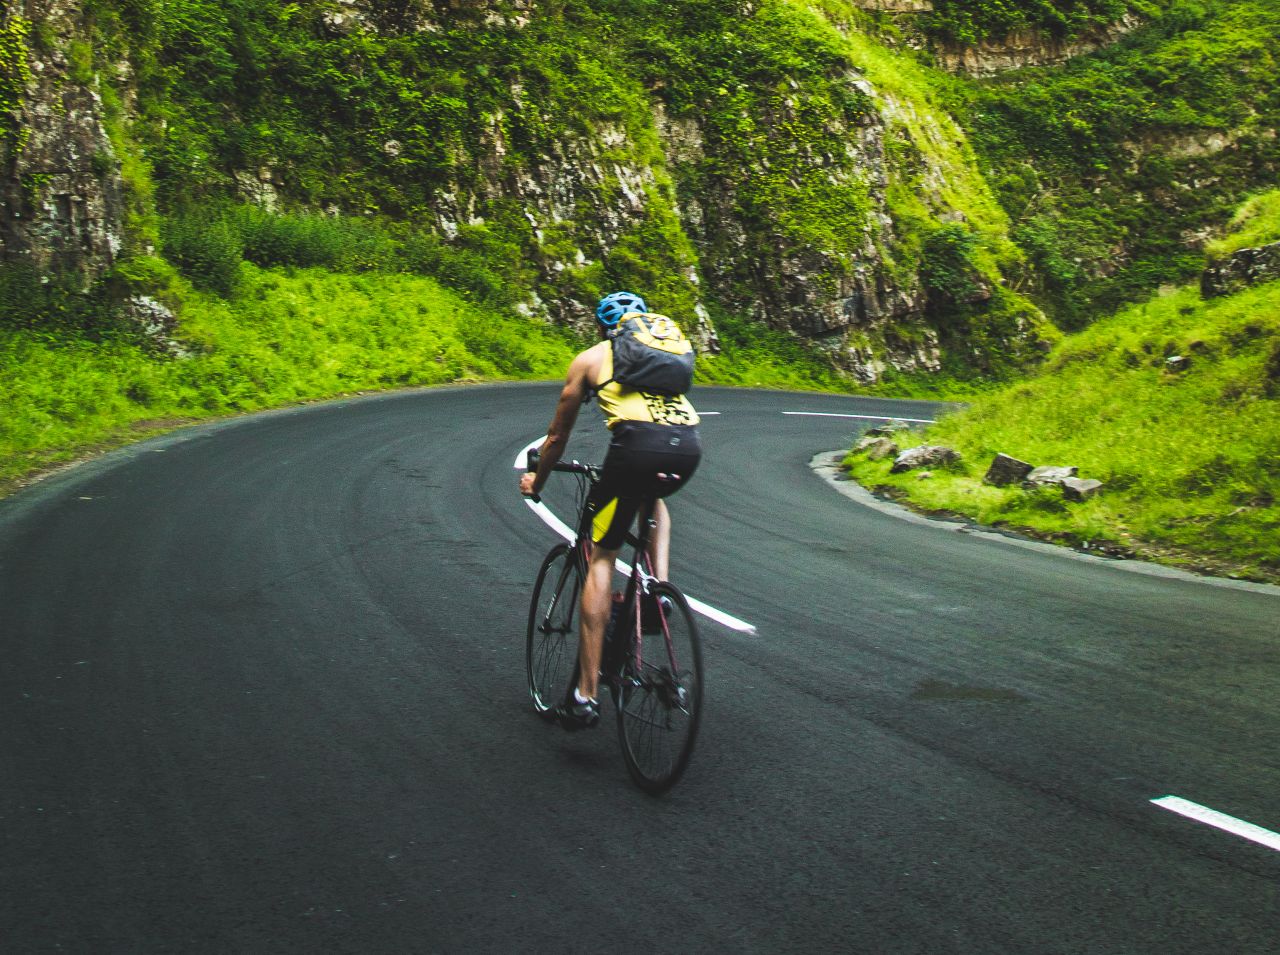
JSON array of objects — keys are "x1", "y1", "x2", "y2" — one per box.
[{"x1": 556, "y1": 697, "x2": 600, "y2": 731}]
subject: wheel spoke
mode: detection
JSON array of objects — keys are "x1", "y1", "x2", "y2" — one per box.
[
  {"x1": 526, "y1": 545, "x2": 581, "y2": 718},
  {"x1": 616, "y1": 583, "x2": 703, "y2": 794}
]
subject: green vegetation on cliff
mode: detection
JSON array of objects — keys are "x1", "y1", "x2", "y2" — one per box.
[
  {"x1": 9, "y1": 0, "x2": 1279, "y2": 349},
  {"x1": 1206, "y1": 190, "x2": 1280, "y2": 261},
  {"x1": 84, "y1": 0, "x2": 896, "y2": 320},
  {"x1": 67, "y1": 0, "x2": 708, "y2": 320},
  {"x1": 952, "y1": 0, "x2": 1280, "y2": 326},
  {"x1": 922, "y1": 0, "x2": 1151, "y2": 44},
  {"x1": 0, "y1": 14, "x2": 31, "y2": 163},
  {"x1": 57, "y1": 0, "x2": 1056, "y2": 376},
  {"x1": 846, "y1": 193, "x2": 1280, "y2": 581}
]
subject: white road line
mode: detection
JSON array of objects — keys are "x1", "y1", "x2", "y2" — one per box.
[
  {"x1": 683, "y1": 595, "x2": 756, "y2": 633},
  {"x1": 523, "y1": 496, "x2": 577, "y2": 542},
  {"x1": 782, "y1": 411, "x2": 936, "y2": 423},
  {"x1": 513, "y1": 438, "x2": 757, "y2": 635},
  {"x1": 1151, "y1": 796, "x2": 1280, "y2": 853}
]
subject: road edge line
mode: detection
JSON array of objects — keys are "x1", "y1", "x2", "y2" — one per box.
[{"x1": 1151, "y1": 796, "x2": 1280, "y2": 853}]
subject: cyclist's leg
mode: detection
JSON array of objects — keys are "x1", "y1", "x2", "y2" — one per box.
[
  {"x1": 647, "y1": 499, "x2": 671, "y2": 580},
  {"x1": 579, "y1": 421, "x2": 701, "y2": 695},
  {"x1": 576, "y1": 474, "x2": 637, "y2": 703},
  {"x1": 642, "y1": 464, "x2": 699, "y2": 581},
  {"x1": 578, "y1": 542, "x2": 619, "y2": 701}
]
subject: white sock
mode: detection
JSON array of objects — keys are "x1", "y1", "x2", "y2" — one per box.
[{"x1": 574, "y1": 688, "x2": 596, "y2": 705}]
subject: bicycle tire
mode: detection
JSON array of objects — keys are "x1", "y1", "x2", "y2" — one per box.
[
  {"x1": 526, "y1": 543, "x2": 581, "y2": 720},
  {"x1": 616, "y1": 581, "x2": 703, "y2": 794}
]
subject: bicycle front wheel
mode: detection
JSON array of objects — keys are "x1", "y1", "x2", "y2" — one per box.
[
  {"x1": 616, "y1": 582, "x2": 703, "y2": 794},
  {"x1": 526, "y1": 543, "x2": 581, "y2": 719}
]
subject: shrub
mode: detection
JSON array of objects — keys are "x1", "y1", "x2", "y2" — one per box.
[
  {"x1": 159, "y1": 203, "x2": 529, "y2": 307},
  {"x1": 921, "y1": 224, "x2": 986, "y2": 311},
  {"x1": 161, "y1": 208, "x2": 244, "y2": 296},
  {"x1": 922, "y1": 0, "x2": 1140, "y2": 44}
]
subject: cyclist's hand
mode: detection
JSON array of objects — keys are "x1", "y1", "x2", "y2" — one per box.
[{"x1": 519, "y1": 471, "x2": 538, "y2": 499}]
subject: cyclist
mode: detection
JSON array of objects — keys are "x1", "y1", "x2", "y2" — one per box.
[{"x1": 520, "y1": 291, "x2": 702, "y2": 729}]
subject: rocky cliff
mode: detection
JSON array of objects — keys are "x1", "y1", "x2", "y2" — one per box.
[
  {"x1": 3, "y1": 0, "x2": 1061, "y2": 380},
  {"x1": 1, "y1": 0, "x2": 122, "y2": 286},
  {"x1": 851, "y1": 0, "x2": 1145, "y2": 75},
  {"x1": 1201, "y1": 241, "x2": 1280, "y2": 298},
  {"x1": 932, "y1": 14, "x2": 1144, "y2": 75}
]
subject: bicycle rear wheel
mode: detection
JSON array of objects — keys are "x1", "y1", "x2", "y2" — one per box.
[
  {"x1": 616, "y1": 582, "x2": 703, "y2": 794},
  {"x1": 526, "y1": 543, "x2": 581, "y2": 719}
]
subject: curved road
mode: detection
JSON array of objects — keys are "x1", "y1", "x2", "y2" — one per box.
[{"x1": 2, "y1": 384, "x2": 1278, "y2": 952}]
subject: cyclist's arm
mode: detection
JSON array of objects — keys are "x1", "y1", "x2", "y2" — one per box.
[{"x1": 522, "y1": 347, "x2": 598, "y2": 496}]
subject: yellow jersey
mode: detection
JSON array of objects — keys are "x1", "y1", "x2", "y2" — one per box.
[{"x1": 595, "y1": 342, "x2": 700, "y2": 429}]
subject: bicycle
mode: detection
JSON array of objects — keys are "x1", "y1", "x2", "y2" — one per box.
[{"x1": 524, "y1": 452, "x2": 703, "y2": 794}]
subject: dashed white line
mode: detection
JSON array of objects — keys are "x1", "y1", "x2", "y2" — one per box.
[
  {"x1": 512, "y1": 438, "x2": 757, "y2": 635},
  {"x1": 782, "y1": 411, "x2": 936, "y2": 423},
  {"x1": 1151, "y1": 796, "x2": 1280, "y2": 853}
]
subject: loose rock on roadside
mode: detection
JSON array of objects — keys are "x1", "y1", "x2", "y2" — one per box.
[
  {"x1": 1062, "y1": 477, "x2": 1104, "y2": 501},
  {"x1": 866, "y1": 419, "x2": 912, "y2": 437},
  {"x1": 854, "y1": 435, "x2": 899, "y2": 460},
  {"x1": 983, "y1": 454, "x2": 1106, "y2": 501},
  {"x1": 983, "y1": 453, "x2": 1033, "y2": 486},
  {"x1": 1024, "y1": 465, "x2": 1079, "y2": 487},
  {"x1": 891, "y1": 445, "x2": 960, "y2": 473}
]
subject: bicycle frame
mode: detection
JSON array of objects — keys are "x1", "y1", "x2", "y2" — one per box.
[
  {"x1": 546, "y1": 458, "x2": 681, "y2": 691},
  {"x1": 617, "y1": 504, "x2": 688, "y2": 684}
]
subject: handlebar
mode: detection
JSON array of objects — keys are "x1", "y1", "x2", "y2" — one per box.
[
  {"x1": 553, "y1": 460, "x2": 600, "y2": 476},
  {"x1": 524, "y1": 449, "x2": 600, "y2": 503}
]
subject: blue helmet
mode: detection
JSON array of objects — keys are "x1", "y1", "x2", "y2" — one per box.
[{"x1": 595, "y1": 291, "x2": 647, "y2": 327}]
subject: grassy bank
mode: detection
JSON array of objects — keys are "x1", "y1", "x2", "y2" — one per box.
[
  {"x1": 845, "y1": 277, "x2": 1280, "y2": 581},
  {"x1": 0, "y1": 265, "x2": 581, "y2": 492},
  {"x1": 0, "y1": 262, "x2": 880, "y2": 495}
]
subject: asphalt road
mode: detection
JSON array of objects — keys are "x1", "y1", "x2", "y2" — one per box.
[{"x1": 2, "y1": 384, "x2": 1278, "y2": 953}]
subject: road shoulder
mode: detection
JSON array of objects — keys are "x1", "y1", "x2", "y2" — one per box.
[{"x1": 811, "y1": 450, "x2": 1280, "y2": 598}]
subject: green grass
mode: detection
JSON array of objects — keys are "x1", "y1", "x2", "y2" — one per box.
[
  {"x1": 845, "y1": 280, "x2": 1280, "y2": 580},
  {"x1": 0, "y1": 265, "x2": 583, "y2": 489},
  {"x1": 1206, "y1": 189, "x2": 1280, "y2": 261}
]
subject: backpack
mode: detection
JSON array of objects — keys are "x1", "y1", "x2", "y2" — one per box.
[{"x1": 607, "y1": 313, "x2": 696, "y2": 397}]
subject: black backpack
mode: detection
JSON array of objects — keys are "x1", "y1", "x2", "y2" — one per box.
[{"x1": 606, "y1": 313, "x2": 696, "y2": 397}]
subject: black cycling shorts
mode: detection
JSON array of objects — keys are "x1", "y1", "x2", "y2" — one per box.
[{"x1": 583, "y1": 421, "x2": 702, "y2": 551}]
